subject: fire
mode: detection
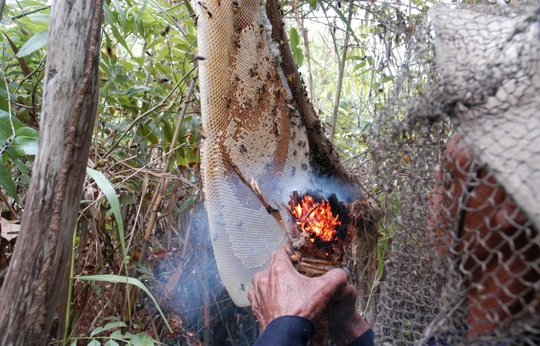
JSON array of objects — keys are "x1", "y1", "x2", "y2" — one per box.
[{"x1": 291, "y1": 194, "x2": 341, "y2": 242}]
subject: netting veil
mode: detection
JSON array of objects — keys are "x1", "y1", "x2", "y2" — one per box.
[{"x1": 370, "y1": 2, "x2": 540, "y2": 344}]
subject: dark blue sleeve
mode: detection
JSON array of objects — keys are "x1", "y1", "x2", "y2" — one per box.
[
  {"x1": 348, "y1": 328, "x2": 375, "y2": 346},
  {"x1": 254, "y1": 316, "x2": 315, "y2": 346}
]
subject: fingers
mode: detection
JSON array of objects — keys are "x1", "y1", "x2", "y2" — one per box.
[
  {"x1": 249, "y1": 272, "x2": 268, "y2": 328},
  {"x1": 271, "y1": 248, "x2": 295, "y2": 270},
  {"x1": 331, "y1": 282, "x2": 358, "y2": 303}
]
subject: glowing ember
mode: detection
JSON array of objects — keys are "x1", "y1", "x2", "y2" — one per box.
[{"x1": 290, "y1": 194, "x2": 341, "y2": 242}]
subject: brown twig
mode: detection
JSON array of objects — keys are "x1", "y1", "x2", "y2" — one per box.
[{"x1": 231, "y1": 164, "x2": 291, "y2": 242}]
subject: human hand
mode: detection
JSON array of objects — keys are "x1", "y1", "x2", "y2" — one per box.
[
  {"x1": 326, "y1": 283, "x2": 370, "y2": 345},
  {"x1": 247, "y1": 248, "x2": 349, "y2": 330}
]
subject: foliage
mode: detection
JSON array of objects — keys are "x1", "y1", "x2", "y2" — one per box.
[
  {"x1": 289, "y1": 0, "x2": 437, "y2": 159},
  {"x1": 0, "y1": 0, "x2": 441, "y2": 344},
  {"x1": 1, "y1": 0, "x2": 203, "y2": 343}
]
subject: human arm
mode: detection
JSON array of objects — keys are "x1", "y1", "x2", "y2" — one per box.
[{"x1": 248, "y1": 248, "x2": 373, "y2": 345}]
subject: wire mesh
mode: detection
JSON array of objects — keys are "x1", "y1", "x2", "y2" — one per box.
[{"x1": 368, "y1": 2, "x2": 540, "y2": 344}]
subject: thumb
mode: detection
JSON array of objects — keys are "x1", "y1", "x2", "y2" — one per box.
[{"x1": 318, "y1": 267, "x2": 349, "y2": 292}]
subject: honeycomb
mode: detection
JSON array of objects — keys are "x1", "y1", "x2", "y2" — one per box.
[{"x1": 198, "y1": 0, "x2": 312, "y2": 306}]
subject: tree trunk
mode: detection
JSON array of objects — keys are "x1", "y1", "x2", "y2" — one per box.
[{"x1": 0, "y1": 1, "x2": 103, "y2": 344}]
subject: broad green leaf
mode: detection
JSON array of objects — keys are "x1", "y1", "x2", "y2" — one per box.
[
  {"x1": 86, "y1": 168, "x2": 125, "y2": 258},
  {"x1": 0, "y1": 164, "x2": 18, "y2": 203},
  {"x1": 130, "y1": 333, "x2": 158, "y2": 346},
  {"x1": 12, "y1": 136, "x2": 39, "y2": 156},
  {"x1": 110, "y1": 330, "x2": 130, "y2": 339},
  {"x1": 76, "y1": 274, "x2": 172, "y2": 333},
  {"x1": 87, "y1": 340, "x2": 101, "y2": 346},
  {"x1": 348, "y1": 55, "x2": 366, "y2": 61},
  {"x1": 105, "y1": 341, "x2": 120, "y2": 346},
  {"x1": 13, "y1": 126, "x2": 39, "y2": 156},
  {"x1": 16, "y1": 30, "x2": 48, "y2": 58},
  {"x1": 90, "y1": 321, "x2": 128, "y2": 337},
  {"x1": 155, "y1": 63, "x2": 172, "y2": 76},
  {"x1": 307, "y1": 0, "x2": 317, "y2": 10}
]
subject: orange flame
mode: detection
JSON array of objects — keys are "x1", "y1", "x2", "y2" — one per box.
[{"x1": 291, "y1": 194, "x2": 341, "y2": 242}]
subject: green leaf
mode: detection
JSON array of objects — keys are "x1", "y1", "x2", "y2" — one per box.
[
  {"x1": 352, "y1": 61, "x2": 366, "y2": 73},
  {"x1": 307, "y1": 0, "x2": 317, "y2": 10},
  {"x1": 122, "y1": 85, "x2": 152, "y2": 95},
  {"x1": 0, "y1": 163, "x2": 18, "y2": 203},
  {"x1": 110, "y1": 330, "x2": 131, "y2": 339},
  {"x1": 111, "y1": 0, "x2": 127, "y2": 27},
  {"x1": 289, "y1": 28, "x2": 304, "y2": 67},
  {"x1": 13, "y1": 126, "x2": 39, "y2": 156},
  {"x1": 76, "y1": 274, "x2": 173, "y2": 333},
  {"x1": 290, "y1": 27, "x2": 300, "y2": 47},
  {"x1": 86, "y1": 167, "x2": 126, "y2": 258},
  {"x1": 87, "y1": 340, "x2": 101, "y2": 346},
  {"x1": 178, "y1": 194, "x2": 196, "y2": 214},
  {"x1": 105, "y1": 341, "x2": 120, "y2": 346},
  {"x1": 382, "y1": 75, "x2": 394, "y2": 84},
  {"x1": 109, "y1": 22, "x2": 132, "y2": 57},
  {"x1": 90, "y1": 321, "x2": 128, "y2": 337},
  {"x1": 12, "y1": 136, "x2": 38, "y2": 156},
  {"x1": 0, "y1": 112, "x2": 16, "y2": 139},
  {"x1": 130, "y1": 333, "x2": 158, "y2": 346},
  {"x1": 16, "y1": 29, "x2": 48, "y2": 58},
  {"x1": 293, "y1": 50, "x2": 304, "y2": 67},
  {"x1": 28, "y1": 13, "x2": 50, "y2": 22}
]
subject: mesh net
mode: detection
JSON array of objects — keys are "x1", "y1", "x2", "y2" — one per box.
[{"x1": 369, "y1": 2, "x2": 540, "y2": 344}]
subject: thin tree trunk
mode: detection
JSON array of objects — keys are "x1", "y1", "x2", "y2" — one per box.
[
  {"x1": 0, "y1": 1, "x2": 5, "y2": 22},
  {"x1": 0, "y1": 1, "x2": 103, "y2": 344},
  {"x1": 329, "y1": 0, "x2": 354, "y2": 143}
]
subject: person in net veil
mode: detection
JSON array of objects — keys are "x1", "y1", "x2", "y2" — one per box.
[{"x1": 248, "y1": 3, "x2": 540, "y2": 345}]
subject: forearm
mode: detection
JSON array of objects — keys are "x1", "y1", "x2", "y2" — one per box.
[
  {"x1": 347, "y1": 328, "x2": 374, "y2": 346},
  {"x1": 254, "y1": 316, "x2": 315, "y2": 346},
  {"x1": 254, "y1": 314, "x2": 374, "y2": 346}
]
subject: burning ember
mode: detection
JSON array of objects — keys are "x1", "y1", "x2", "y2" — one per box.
[
  {"x1": 290, "y1": 194, "x2": 341, "y2": 243},
  {"x1": 286, "y1": 191, "x2": 355, "y2": 277}
]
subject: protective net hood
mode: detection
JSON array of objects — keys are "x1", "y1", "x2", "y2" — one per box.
[
  {"x1": 430, "y1": 3, "x2": 540, "y2": 232},
  {"x1": 370, "y1": 2, "x2": 540, "y2": 344}
]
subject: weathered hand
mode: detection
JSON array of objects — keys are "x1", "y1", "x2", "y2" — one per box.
[{"x1": 247, "y1": 248, "x2": 349, "y2": 330}]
